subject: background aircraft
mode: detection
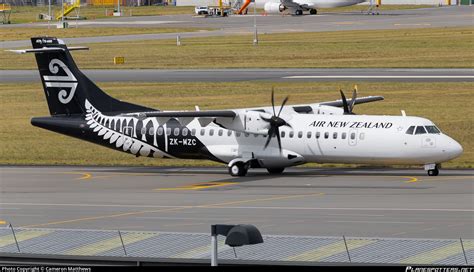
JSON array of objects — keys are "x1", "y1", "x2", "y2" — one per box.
[
  {"x1": 10, "y1": 37, "x2": 463, "y2": 177},
  {"x1": 238, "y1": 0, "x2": 367, "y2": 15}
]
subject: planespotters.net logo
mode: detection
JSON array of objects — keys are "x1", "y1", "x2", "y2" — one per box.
[{"x1": 406, "y1": 267, "x2": 474, "y2": 272}]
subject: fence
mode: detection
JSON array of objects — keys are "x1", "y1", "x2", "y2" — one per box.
[{"x1": 0, "y1": 225, "x2": 472, "y2": 265}]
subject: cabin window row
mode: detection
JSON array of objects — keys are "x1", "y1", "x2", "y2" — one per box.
[{"x1": 139, "y1": 127, "x2": 364, "y2": 140}]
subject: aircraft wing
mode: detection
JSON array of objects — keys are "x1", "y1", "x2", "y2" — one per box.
[
  {"x1": 280, "y1": 0, "x2": 302, "y2": 8},
  {"x1": 320, "y1": 95, "x2": 384, "y2": 107},
  {"x1": 123, "y1": 110, "x2": 236, "y2": 119}
]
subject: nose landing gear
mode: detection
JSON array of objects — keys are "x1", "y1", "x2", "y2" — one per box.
[{"x1": 425, "y1": 164, "x2": 440, "y2": 176}]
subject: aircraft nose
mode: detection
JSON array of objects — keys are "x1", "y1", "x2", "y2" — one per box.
[{"x1": 444, "y1": 138, "x2": 463, "y2": 159}]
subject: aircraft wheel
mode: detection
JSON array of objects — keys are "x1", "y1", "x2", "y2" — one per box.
[
  {"x1": 427, "y1": 167, "x2": 439, "y2": 176},
  {"x1": 267, "y1": 168, "x2": 285, "y2": 175},
  {"x1": 427, "y1": 169, "x2": 439, "y2": 176},
  {"x1": 295, "y1": 10, "x2": 303, "y2": 16},
  {"x1": 310, "y1": 9, "x2": 317, "y2": 15},
  {"x1": 229, "y1": 162, "x2": 248, "y2": 177}
]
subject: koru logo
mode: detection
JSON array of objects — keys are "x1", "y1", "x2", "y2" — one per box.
[{"x1": 43, "y1": 59, "x2": 78, "y2": 104}]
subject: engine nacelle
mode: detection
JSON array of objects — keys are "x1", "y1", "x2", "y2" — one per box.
[
  {"x1": 214, "y1": 110, "x2": 270, "y2": 135},
  {"x1": 264, "y1": 2, "x2": 285, "y2": 13}
]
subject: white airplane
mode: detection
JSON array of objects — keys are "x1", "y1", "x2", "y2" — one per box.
[
  {"x1": 237, "y1": 0, "x2": 367, "y2": 15},
  {"x1": 11, "y1": 37, "x2": 463, "y2": 177}
]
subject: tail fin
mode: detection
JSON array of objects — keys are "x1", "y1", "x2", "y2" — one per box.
[{"x1": 26, "y1": 37, "x2": 153, "y2": 116}]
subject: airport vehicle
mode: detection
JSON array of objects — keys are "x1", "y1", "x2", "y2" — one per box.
[
  {"x1": 10, "y1": 37, "x2": 463, "y2": 177},
  {"x1": 238, "y1": 0, "x2": 367, "y2": 15},
  {"x1": 195, "y1": 6, "x2": 209, "y2": 15}
]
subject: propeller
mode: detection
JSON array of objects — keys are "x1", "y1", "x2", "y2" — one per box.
[
  {"x1": 339, "y1": 85, "x2": 358, "y2": 115},
  {"x1": 261, "y1": 89, "x2": 291, "y2": 153}
]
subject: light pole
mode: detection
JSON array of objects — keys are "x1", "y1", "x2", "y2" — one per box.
[
  {"x1": 253, "y1": 0, "x2": 258, "y2": 45},
  {"x1": 61, "y1": 0, "x2": 64, "y2": 26}
]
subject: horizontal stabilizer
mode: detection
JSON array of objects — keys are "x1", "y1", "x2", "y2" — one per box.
[{"x1": 7, "y1": 46, "x2": 89, "y2": 54}]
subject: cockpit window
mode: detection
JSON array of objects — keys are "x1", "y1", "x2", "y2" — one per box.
[
  {"x1": 425, "y1": 126, "x2": 441, "y2": 134},
  {"x1": 406, "y1": 126, "x2": 415, "y2": 135},
  {"x1": 415, "y1": 126, "x2": 427, "y2": 135}
]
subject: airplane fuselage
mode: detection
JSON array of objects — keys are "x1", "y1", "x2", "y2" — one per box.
[
  {"x1": 32, "y1": 101, "x2": 463, "y2": 171},
  {"x1": 255, "y1": 0, "x2": 366, "y2": 10}
]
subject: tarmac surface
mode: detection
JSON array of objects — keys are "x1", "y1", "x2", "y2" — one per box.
[
  {"x1": 0, "y1": 166, "x2": 472, "y2": 239},
  {"x1": 2, "y1": 68, "x2": 473, "y2": 83},
  {"x1": 1, "y1": 6, "x2": 472, "y2": 48}
]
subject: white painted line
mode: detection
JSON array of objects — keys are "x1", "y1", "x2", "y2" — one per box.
[
  {"x1": 327, "y1": 220, "x2": 423, "y2": 224},
  {"x1": 327, "y1": 213, "x2": 385, "y2": 217},
  {"x1": 1, "y1": 203, "x2": 473, "y2": 212},
  {"x1": 283, "y1": 75, "x2": 474, "y2": 79}
]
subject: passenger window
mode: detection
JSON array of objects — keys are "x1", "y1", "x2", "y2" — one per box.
[
  {"x1": 359, "y1": 133, "x2": 365, "y2": 140},
  {"x1": 191, "y1": 128, "x2": 196, "y2": 136},
  {"x1": 425, "y1": 126, "x2": 441, "y2": 134},
  {"x1": 350, "y1": 133, "x2": 355, "y2": 140},
  {"x1": 148, "y1": 127, "x2": 154, "y2": 135},
  {"x1": 307, "y1": 131, "x2": 312, "y2": 138},
  {"x1": 324, "y1": 132, "x2": 329, "y2": 139},
  {"x1": 218, "y1": 129, "x2": 223, "y2": 136},
  {"x1": 415, "y1": 126, "x2": 427, "y2": 135},
  {"x1": 227, "y1": 130, "x2": 232, "y2": 136},
  {"x1": 157, "y1": 127, "x2": 163, "y2": 136},
  {"x1": 141, "y1": 127, "x2": 147, "y2": 135},
  {"x1": 281, "y1": 131, "x2": 286, "y2": 138},
  {"x1": 236, "y1": 132, "x2": 241, "y2": 137},
  {"x1": 316, "y1": 132, "x2": 320, "y2": 139},
  {"x1": 289, "y1": 131, "x2": 294, "y2": 138},
  {"x1": 200, "y1": 129, "x2": 205, "y2": 136},
  {"x1": 298, "y1": 131, "x2": 303, "y2": 138},
  {"x1": 245, "y1": 133, "x2": 249, "y2": 137},
  {"x1": 333, "y1": 132, "x2": 337, "y2": 139},
  {"x1": 209, "y1": 129, "x2": 214, "y2": 136},
  {"x1": 182, "y1": 128, "x2": 188, "y2": 136},
  {"x1": 406, "y1": 126, "x2": 415, "y2": 135},
  {"x1": 174, "y1": 128, "x2": 180, "y2": 136},
  {"x1": 166, "y1": 128, "x2": 171, "y2": 136},
  {"x1": 342, "y1": 132, "x2": 347, "y2": 139}
]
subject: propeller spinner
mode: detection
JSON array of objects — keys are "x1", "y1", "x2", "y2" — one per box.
[{"x1": 262, "y1": 90, "x2": 291, "y2": 153}]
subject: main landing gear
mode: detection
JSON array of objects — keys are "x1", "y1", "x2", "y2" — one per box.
[
  {"x1": 310, "y1": 9, "x2": 317, "y2": 15},
  {"x1": 229, "y1": 162, "x2": 248, "y2": 177},
  {"x1": 426, "y1": 164, "x2": 440, "y2": 176},
  {"x1": 228, "y1": 161, "x2": 286, "y2": 177}
]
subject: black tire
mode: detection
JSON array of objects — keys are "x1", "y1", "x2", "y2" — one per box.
[
  {"x1": 427, "y1": 168, "x2": 439, "y2": 176},
  {"x1": 267, "y1": 168, "x2": 285, "y2": 175},
  {"x1": 295, "y1": 10, "x2": 303, "y2": 16},
  {"x1": 310, "y1": 9, "x2": 317, "y2": 15},
  {"x1": 229, "y1": 162, "x2": 248, "y2": 177}
]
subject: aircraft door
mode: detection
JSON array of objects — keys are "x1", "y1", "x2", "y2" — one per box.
[{"x1": 348, "y1": 129, "x2": 357, "y2": 146}]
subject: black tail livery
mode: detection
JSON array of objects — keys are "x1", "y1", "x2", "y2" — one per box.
[{"x1": 31, "y1": 37, "x2": 153, "y2": 116}]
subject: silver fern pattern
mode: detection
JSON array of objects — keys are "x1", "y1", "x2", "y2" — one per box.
[{"x1": 85, "y1": 99, "x2": 170, "y2": 158}]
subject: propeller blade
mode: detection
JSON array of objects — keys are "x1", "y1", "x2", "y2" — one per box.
[
  {"x1": 271, "y1": 88, "x2": 276, "y2": 117},
  {"x1": 349, "y1": 88, "x2": 357, "y2": 113},
  {"x1": 277, "y1": 96, "x2": 289, "y2": 117},
  {"x1": 340, "y1": 89, "x2": 350, "y2": 114},
  {"x1": 275, "y1": 127, "x2": 282, "y2": 153},
  {"x1": 264, "y1": 127, "x2": 274, "y2": 149}
]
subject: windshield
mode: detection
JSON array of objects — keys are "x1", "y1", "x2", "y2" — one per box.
[{"x1": 425, "y1": 125, "x2": 441, "y2": 134}]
